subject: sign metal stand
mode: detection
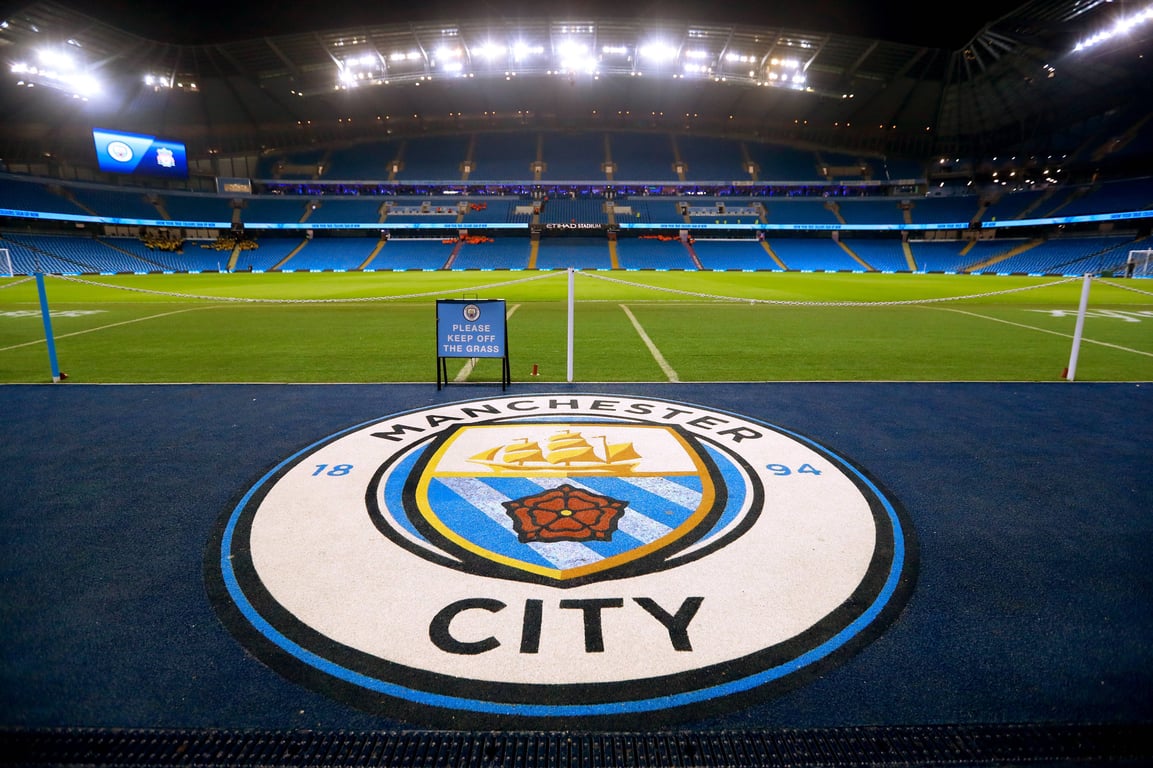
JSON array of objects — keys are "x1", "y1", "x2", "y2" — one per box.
[{"x1": 435, "y1": 299, "x2": 510, "y2": 390}]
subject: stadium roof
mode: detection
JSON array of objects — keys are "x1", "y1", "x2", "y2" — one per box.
[{"x1": 1, "y1": 0, "x2": 1151, "y2": 169}]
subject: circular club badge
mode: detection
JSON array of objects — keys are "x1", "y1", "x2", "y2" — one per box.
[{"x1": 207, "y1": 394, "x2": 916, "y2": 725}]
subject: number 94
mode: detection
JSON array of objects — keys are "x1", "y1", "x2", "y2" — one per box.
[{"x1": 766, "y1": 463, "x2": 821, "y2": 476}]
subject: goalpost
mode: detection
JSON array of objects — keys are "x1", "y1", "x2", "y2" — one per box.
[
  {"x1": 1125, "y1": 249, "x2": 1153, "y2": 278},
  {"x1": 0, "y1": 248, "x2": 12, "y2": 278}
]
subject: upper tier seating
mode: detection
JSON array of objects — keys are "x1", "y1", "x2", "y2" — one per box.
[{"x1": 540, "y1": 132, "x2": 608, "y2": 181}]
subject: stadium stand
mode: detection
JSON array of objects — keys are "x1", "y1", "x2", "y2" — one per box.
[
  {"x1": 472, "y1": 133, "x2": 538, "y2": 181},
  {"x1": 1, "y1": 233, "x2": 138, "y2": 274},
  {"x1": 1047, "y1": 178, "x2": 1153, "y2": 217},
  {"x1": 534, "y1": 237, "x2": 613, "y2": 269},
  {"x1": 458, "y1": 198, "x2": 527, "y2": 224},
  {"x1": 159, "y1": 192, "x2": 235, "y2": 224},
  {"x1": 691, "y1": 239, "x2": 782, "y2": 271},
  {"x1": 305, "y1": 198, "x2": 386, "y2": 225},
  {"x1": 397, "y1": 136, "x2": 471, "y2": 181},
  {"x1": 450, "y1": 239, "x2": 532, "y2": 269},
  {"x1": 767, "y1": 237, "x2": 864, "y2": 271},
  {"x1": 279, "y1": 237, "x2": 379, "y2": 271},
  {"x1": 68, "y1": 186, "x2": 160, "y2": 220},
  {"x1": 0, "y1": 176, "x2": 86, "y2": 217},
  {"x1": 763, "y1": 199, "x2": 839, "y2": 225},
  {"x1": 744, "y1": 144, "x2": 820, "y2": 181},
  {"x1": 324, "y1": 141, "x2": 404, "y2": 181},
  {"x1": 836, "y1": 199, "x2": 908, "y2": 226},
  {"x1": 233, "y1": 237, "x2": 304, "y2": 272},
  {"x1": 615, "y1": 237, "x2": 698, "y2": 270},
  {"x1": 677, "y1": 136, "x2": 747, "y2": 181},
  {"x1": 839, "y1": 238, "x2": 912, "y2": 272},
  {"x1": 541, "y1": 132, "x2": 610, "y2": 181},
  {"x1": 609, "y1": 134, "x2": 678, "y2": 180},
  {"x1": 370, "y1": 238, "x2": 457, "y2": 270},
  {"x1": 5, "y1": 157, "x2": 1152, "y2": 275},
  {"x1": 238, "y1": 197, "x2": 310, "y2": 225},
  {"x1": 907, "y1": 196, "x2": 981, "y2": 224},
  {"x1": 540, "y1": 197, "x2": 609, "y2": 224},
  {"x1": 0, "y1": 110, "x2": 1149, "y2": 279}
]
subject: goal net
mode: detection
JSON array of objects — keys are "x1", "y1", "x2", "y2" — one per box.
[
  {"x1": 0, "y1": 248, "x2": 11, "y2": 278},
  {"x1": 1126, "y1": 249, "x2": 1153, "y2": 278}
]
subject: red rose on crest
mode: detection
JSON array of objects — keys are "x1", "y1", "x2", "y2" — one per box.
[{"x1": 503, "y1": 484, "x2": 627, "y2": 543}]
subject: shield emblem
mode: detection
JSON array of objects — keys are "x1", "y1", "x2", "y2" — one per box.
[{"x1": 406, "y1": 422, "x2": 723, "y2": 586}]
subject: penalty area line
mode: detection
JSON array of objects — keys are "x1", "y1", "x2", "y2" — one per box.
[
  {"x1": 454, "y1": 303, "x2": 520, "y2": 382},
  {"x1": 620, "y1": 304, "x2": 680, "y2": 382},
  {"x1": 930, "y1": 306, "x2": 1153, "y2": 358}
]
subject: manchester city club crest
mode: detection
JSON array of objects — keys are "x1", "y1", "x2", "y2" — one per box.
[
  {"x1": 207, "y1": 394, "x2": 917, "y2": 727},
  {"x1": 394, "y1": 422, "x2": 727, "y2": 587}
]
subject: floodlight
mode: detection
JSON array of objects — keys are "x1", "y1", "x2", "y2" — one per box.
[
  {"x1": 473, "y1": 42, "x2": 507, "y2": 60},
  {"x1": 71, "y1": 73, "x2": 100, "y2": 96},
  {"x1": 556, "y1": 39, "x2": 587, "y2": 57},
  {"x1": 1074, "y1": 4, "x2": 1153, "y2": 51},
  {"x1": 512, "y1": 41, "x2": 544, "y2": 62},
  {"x1": 639, "y1": 41, "x2": 677, "y2": 63},
  {"x1": 37, "y1": 48, "x2": 75, "y2": 70}
]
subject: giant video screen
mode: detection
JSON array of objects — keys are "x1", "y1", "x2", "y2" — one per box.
[{"x1": 92, "y1": 128, "x2": 188, "y2": 179}]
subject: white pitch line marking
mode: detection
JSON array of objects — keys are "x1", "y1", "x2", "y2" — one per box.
[
  {"x1": 454, "y1": 303, "x2": 520, "y2": 382},
  {"x1": 931, "y1": 306, "x2": 1153, "y2": 358},
  {"x1": 620, "y1": 303, "x2": 680, "y2": 382},
  {"x1": 0, "y1": 305, "x2": 220, "y2": 353}
]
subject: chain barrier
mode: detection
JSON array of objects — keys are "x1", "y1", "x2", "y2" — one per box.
[
  {"x1": 47, "y1": 271, "x2": 566, "y2": 303},
  {"x1": 0, "y1": 276, "x2": 35, "y2": 290},
  {"x1": 577, "y1": 270, "x2": 1081, "y2": 306},
  {"x1": 1094, "y1": 278, "x2": 1153, "y2": 299},
  {"x1": 21, "y1": 271, "x2": 1146, "y2": 307}
]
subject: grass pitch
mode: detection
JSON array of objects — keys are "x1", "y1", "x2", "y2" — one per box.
[{"x1": 1, "y1": 270, "x2": 1151, "y2": 383}]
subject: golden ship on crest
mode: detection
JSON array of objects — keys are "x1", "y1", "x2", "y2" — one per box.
[{"x1": 469, "y1": 430, "x2": 642, "y2": 476}]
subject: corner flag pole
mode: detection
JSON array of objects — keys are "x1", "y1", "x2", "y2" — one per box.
[
  {"x1": 35, "y1": 272, "x2": 62, "y2": 383},
  {"x1": 566, "y1": 267, "x2": 575, "y2": 383},
  {"x1": 1065, "y1": 273, "x2": 1092, "y2": 382}
]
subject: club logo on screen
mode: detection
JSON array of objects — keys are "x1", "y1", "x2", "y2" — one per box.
[
  {"x1": 106, "y1": 141, "x2": 133, "y2": 163},
  {"x1": 207, "y1": 394, "x2": 916, "y2": 727}
]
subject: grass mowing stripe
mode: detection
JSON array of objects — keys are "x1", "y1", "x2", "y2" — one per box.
[
  {"x1": 932, "y1": 306, "x2": 1153, "y2": 358},
  {"x1": 619, "y1": 304, "x2": 679, "y2": 382}
]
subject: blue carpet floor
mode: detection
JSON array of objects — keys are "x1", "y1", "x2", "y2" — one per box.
[{"x1": 1, "y1": 382, "x2": 1151, "y2": 765}]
